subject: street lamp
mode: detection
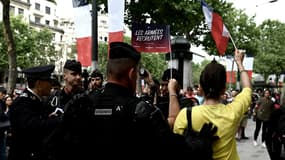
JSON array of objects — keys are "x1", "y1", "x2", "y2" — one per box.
[{"x1": 166, "y1": 36, "x2": 193, "y2": 88}]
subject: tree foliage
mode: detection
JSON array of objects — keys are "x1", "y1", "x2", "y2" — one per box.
[
  {"x1": 254, "y1": 20, "x2": 285, "y2": 79},
  {"x1": 0, "y1": 16, "x2": 57, "y2": 70},
  {"x1": 140, "y1": 53, "x2": 168, "y2": 80}
]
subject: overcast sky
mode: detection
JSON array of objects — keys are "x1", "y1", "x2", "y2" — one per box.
[
  {"x1": 57, "y1": 1, "x2": 73, "y2": 18},
  {"x1": 226, "y1": 0, "x2": 285, "y2": 24}
]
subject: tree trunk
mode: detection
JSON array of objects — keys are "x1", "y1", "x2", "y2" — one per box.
[{"x1": 1, "y1": 0, "x2": 17, "y2": 94}]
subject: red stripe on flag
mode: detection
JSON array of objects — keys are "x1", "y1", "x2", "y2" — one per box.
[
  {"x1": 226, "y1": 71, "x2": 236, "y2": 84},
  {"x1": 109, "y1": 31, "x2": 124, "y2": 43},
  {"x1": 76, "y1": 37, "x2": 92, "y2": 67},
  {"x1": 211, "y1": 13, "x2": 229, "y2": 55},
  {"x1": 246, "y1": 70, "x2": 253, "y2": 80},
  {"x1": 108, "y1": 31, "x2": 124, "y2": 58}
]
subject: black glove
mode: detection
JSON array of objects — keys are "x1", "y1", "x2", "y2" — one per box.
[{"x1": 184, "y1": 122, "x2": 219, "y2": 160}]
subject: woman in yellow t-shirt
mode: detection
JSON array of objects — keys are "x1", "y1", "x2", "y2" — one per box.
[{"x1": 172, "y1": 50, "x2": 252, "y2": 160}]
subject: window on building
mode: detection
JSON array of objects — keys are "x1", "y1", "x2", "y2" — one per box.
[
  {"x1": 45, "y1": 20, "x2": 50, "y2": 25},
  {"x1": 104, "y1": 37, "x2": 107, "y2": 42},
  {"x1": 35, "y1": 16, "x2": 41, "y2": 24},
  {"x1": 54, "y1": 20, "x2": 58, "y2": 27},
  {"x1": 35, "y1": 3, "x2": 40, "y2": 10},
  {"x1": 18, "y1": 8, "x2": 24, "y2": 15},
  {"x1": 52, "y1": 33, "x2": 56, "y2": 41},
  {"x1": 100, "y1": 20, "x2": 107, "y2": 24},
  {"x1": 10, "y1": 6, "x2": 15, "y2": 15},
  {"x1": 45, "y1": 6, "x2": 50, "y2": 14}
]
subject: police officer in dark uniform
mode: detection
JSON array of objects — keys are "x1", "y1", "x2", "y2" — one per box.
[
  {"x1": 47, "y1": 60, "x2": 83, "y2": 115},
  {"x1": 44, "y1": 42, "x2": 219, "y2": 159},
  {"x1": 8, "y1": 65, "x2": 61, "y2": 160}
]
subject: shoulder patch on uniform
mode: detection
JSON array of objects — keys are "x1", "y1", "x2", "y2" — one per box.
[{"x1": 94, "y1": 108, "x2": 112, "y2": 115}]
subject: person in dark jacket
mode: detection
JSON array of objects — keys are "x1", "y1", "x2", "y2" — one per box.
[
  {"x1": 8, "y1": 65, "x2": 61, "y2": 160},
  {"x1": 47, "y1": 60, "x2": 83, "y2": 116},
  {"x1": 0, "y1": 86, "x2": 8, "y2": 160},
  {"x1": 88, "y1": 69, "x2": 104, "y2": 93}
]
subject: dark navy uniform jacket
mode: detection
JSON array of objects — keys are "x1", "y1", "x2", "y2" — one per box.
[
  {"x1": 8, "y1": 88, "x2": 60, "y2": 160},
  {"x1": 92, "y1": 83, "x2": 168, "y2": 153}
]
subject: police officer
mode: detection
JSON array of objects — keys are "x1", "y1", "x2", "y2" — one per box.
[
  {"x1": 47, "y1": 60, "x2": 83, "y2": 115},
  {"x1": 8, "y1": 65, "x2": 61, "y2": 160}
]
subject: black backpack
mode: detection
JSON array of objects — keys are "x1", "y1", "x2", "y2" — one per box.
[{"x1": 183, "y1": 107, "x2": 218, "y2": 160}]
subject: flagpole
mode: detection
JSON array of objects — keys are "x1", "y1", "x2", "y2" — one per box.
[
  {"x1": 170, "y1": 44, "x2": 173, "y2": 79},
  {"x1": 228, "y1": 32, "x2": 237, "y2": 51},
  {"x1": 229, "y1": 56, "x2": 234, "y2": 90},
  {"x1": 227, "y1": 31, "x2": 238, "y2": 90},
  {"x1": 91, "y1": 0, "x2": 98, "y2": 70}
]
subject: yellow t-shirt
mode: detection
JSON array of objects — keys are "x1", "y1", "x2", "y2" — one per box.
[{"x1": 173, "y1": 88, "x2": 252, "y2": 160}]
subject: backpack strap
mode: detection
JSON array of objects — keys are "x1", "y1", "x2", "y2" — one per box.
[
  {"x1": 183, "y1": 107, "x2": 194, "y2": 137},
  {"x1": 186, "y1": 107, "x2": 192, "y2": 130}
]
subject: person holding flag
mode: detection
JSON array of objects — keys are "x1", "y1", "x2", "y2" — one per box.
[{"x1": 173, "y1": 49, "x2": 252, "y2": 159}]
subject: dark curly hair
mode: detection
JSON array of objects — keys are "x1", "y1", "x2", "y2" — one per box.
[{"x1": 90, "y1": 69, "x2": 103, "y2": 80}]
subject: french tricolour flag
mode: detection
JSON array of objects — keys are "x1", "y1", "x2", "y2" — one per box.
[
  {"x1": 201, "y1": 0, "x2": 229, "y2": 55},
  {"x1": 108, "y1": 0, "x2": 125, "y2": 56},
  {"x1": 226, "y1": 55, "x2": 254, "y2": 83},
  {"x1": 73, "y1": 0, "x2": 92, "y2": 67}
]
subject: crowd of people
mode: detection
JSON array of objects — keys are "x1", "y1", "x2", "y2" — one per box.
[{"x1": 0, "y1": 41, "x2": 284, "y2": 160}]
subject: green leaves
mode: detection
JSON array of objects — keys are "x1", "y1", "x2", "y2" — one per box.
[
  {"x1": 0, "y1": 16, "x2": 57, "y2": 69},
  {"x1": 254, "y1": 20, "x2": 285, "y2": 77}
]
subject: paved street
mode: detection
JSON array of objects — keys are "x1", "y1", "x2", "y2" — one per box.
[{"x1": 237, "y1": 118, "x2": 271, "y2": 160}]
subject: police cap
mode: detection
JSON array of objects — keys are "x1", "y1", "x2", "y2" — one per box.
[
  {"x1": 64, "y1": 60, "x2": 82, "y2": 73},
  {"x1": 109, "y1": 42, "x2": 141, "y2": 63},
  {"x1": 22, "y1": 65, "x2": 55, "y2": 81}
]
